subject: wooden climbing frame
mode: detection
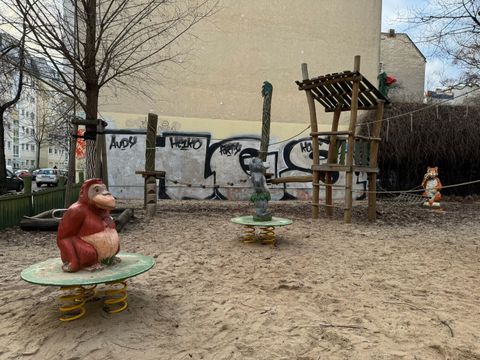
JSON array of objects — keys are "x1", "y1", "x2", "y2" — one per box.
[{"x1": 296, "y1": 55, "x2": 390, "y2": 223}]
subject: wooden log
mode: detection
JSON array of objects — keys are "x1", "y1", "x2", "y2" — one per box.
[
  {"x1": 115, "y1": 208, "x2": 134, "y2": 232},
  {"x1": 145, "y1": 113, "x2": 158, "y2": 172},
  {"x1": 145, "y1": 113, "x2": 158, "y2": 216},
  {"x1": 344, "y1": 55, "x2": 361, "y2": 224},
  {"x1": 302, "y1": 63, "x2": 320, "y2": 219},
  {"x1": 367, "y1": 100, "x2": 385, "y2": 221},
  {"x1": 310, "y1": 131, "x2": 351, "y2": 137},
  {"x1": 268, "y1": 175, "x2": 312, "y2": 184}
]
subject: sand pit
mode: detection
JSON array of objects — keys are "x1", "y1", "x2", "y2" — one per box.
[{"x1": 1, "y1": 200, "x2": 479, "y2": 359}]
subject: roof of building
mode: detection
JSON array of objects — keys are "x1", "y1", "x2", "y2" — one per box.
[{"x1": 381, "y1": 29, "x2": 426, "y2": 62}]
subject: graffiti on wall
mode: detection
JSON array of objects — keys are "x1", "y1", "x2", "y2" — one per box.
[
  {"x1": 107, "y1": 130, "x2": 367, "y2": 201},
  {"x1": 109, "y1": 135, "x2": 138, "y2": 150}
]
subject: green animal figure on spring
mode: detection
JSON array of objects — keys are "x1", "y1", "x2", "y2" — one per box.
[{"x1": 249, "y1": 157, "x2": 272, "y2": 221}]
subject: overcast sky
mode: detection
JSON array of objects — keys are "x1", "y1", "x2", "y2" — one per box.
[{"x1": 381, "y1": 0, "x2": 459, "y2": 90}]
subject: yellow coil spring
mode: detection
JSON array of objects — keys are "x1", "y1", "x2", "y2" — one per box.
[
  {"x1": 103, "y1": 280, "x2": 128, "y2": 314},
  {"x1": 243, "y1": 225, "x2": 256, "y2": 243},
  {"x1": 260, "y1": 226, "x2": 276, "y2": 245},
  {"x1": 59, "y1": 285, "x2": 90, "y2": 322}
]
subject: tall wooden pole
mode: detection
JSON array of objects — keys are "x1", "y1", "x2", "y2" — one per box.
[
  {"x1": 302, "y1": 63, "x2": 320, "y2": 219},
  {"x1": 344, "y1": 55, "x2": 361, "y2": 223},
  {"x1": 95, "y1": 119, "x2": 102, "y2": 179},
  {"x1": 101, "y1": 120, "x2": 108, "y2": 187},
  {"x1": 367, "y1": 100, "x2": 385, "y2": 221},
  {"x1": 145, "y1": 113, "x2": 158, "y2": 217}
]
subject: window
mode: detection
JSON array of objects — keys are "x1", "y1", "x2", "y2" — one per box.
[
  {"x1": 26, "y1": 144, "x2": 29, "y2": 151},
  {"x1": 7, "y1": 159, "x2": 11, "y2": 165},
  {"x1": 49, "y1": 148, "x2": 52, "y2": 154},
  {"x1": 7, "y1": 142, "x2": 11, "y2": 149},
  {"x1": 54, "y1": 149, "x2": 58, "y2": 154},
  {"x1": 21, "y1": 144, "x2": 24, "y2": 150},
  {"x1": 32, "y1": 144, "x2": 35, "y2": 151}
]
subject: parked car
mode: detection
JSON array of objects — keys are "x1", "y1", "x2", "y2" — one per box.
[
  {"x1": 15, "y1": 169, "x2": 31, "y2": 178},
  {"x1": 31, "y1": 169, "x2": 40, "y2": 181},
  {"x1": 36, "y1": 168, "x2": 61, "y2": 187},
  {"x1": 6, "y1": 169, "x2": 24, "y2": 192}
]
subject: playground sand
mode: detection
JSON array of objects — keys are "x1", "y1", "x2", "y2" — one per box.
[{"x1": 0, "y1": 200, "x2": 479, "y2": 360}]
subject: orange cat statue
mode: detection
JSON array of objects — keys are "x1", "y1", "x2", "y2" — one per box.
[{"x1": 421, "y1": 166, "x2": 442, "y2": 208}]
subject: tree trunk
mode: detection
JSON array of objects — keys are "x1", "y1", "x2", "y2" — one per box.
[
  {"x1": 35, "y1": 140, "x2": 41, "y2": 168},
  {"x1": 0, "y1": 109, "x2": 7, "y2": 195},
  {"x1": 83, "y1": 0, "x2": 98, "y2": 180}
]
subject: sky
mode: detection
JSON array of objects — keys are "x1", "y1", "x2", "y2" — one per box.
[{"x1": 381, "y1": 0, "x2": 461, "y2": 90}]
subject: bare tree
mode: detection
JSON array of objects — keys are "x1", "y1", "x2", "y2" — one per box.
[
  {"x1": 0, "y1": 20, "x2": 26, "y2": 194},
  {"x1": 21, "y1": 87, "x2": 71, "y2": 167},
  {"x1": 1, "y1": 0, "x2": 218, "y2": 180},
  {"x1": 405, "y1": 0, "x2": 480, "y2": 84}
]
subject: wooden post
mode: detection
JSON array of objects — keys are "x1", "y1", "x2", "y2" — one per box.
[
  {"x1": 302, "y1": 63, "x2": 320, "y2": 219},
  {"x1": 325, "y1": 105, "x2": 342, "y2": 217},
  {"x1": 95, "y1": 119, "x2": 107, "y2": 182},
  {"x1": 367, "y1": 100, "x2": 385, "y2": 221},
  {"x1": 145, "y1": 113, "x2": 158, "y2": 217},
  {"x1": 101, "y1": 120, "x2": 109, "y2": 188},
  {"x1": 24, "y1": 176, "x2": 32, "y2": 216},
  {"x1": 64, "y1": 122, "x2": 78, "y2": 208},
  {"x1": 344, "y1": 55, "x2": 361, "y2": 223},
  {"x1": 95, "y1": 119, "x2": 101, "y2": 179}
]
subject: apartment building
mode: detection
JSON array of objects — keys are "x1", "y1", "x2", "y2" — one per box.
[{"x1": 380, "y1": 29, "x2": 426, "y2": 103}]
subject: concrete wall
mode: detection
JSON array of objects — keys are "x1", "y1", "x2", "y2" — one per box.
[
  {"x1": 380, "y1": 31, "x2": 426, "y2": 103},
  {"x1": 106, "y1": 130, "x2": 367, "y2": 201},
  {"x1": 100, "y1": 0, "x2": 382, "y2": 131}
]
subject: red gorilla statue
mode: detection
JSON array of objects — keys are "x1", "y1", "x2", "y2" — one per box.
[{"x1": 57, "y1": 178, "x2": 120, "y2": 272}]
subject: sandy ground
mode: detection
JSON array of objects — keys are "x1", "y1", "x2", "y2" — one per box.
[{"x1": 0, "y1": 199, "x2": 479, "y2": 360}]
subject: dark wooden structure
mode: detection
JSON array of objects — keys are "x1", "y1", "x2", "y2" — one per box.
[
  {"x1": 135, "y1": 113, "x2": 164, "y2": 217},
  {"x1": 296, "y1": 55, "x2": 389, "y2": 222}
]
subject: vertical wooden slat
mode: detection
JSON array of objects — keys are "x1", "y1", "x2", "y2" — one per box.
[
  {"x1": 302, "y1": 63, "x2": 320, "y2": 219},
  {"x1": 368, "y1": 100, "x2": 385, "y2": 221},
  {"x1": 344, "y1": 55, "x2": 361, "y2": 224},
  {"x1": 101, "y1": 121, "x2": 109, "y2": 188},
  {"x1": 325, "y1": 105, "x2": 342, "y2": 217}
]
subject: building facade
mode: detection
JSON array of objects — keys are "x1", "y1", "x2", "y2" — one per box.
[
  {"x1": 99, "y1": 0, "x2": 383, "y2": 137},
  {"x1": 380, "y1": 29, "x2": 426, "y2": 103},
  {"x1": 1, "y1": 29, "x2": 70, "y2": 171},
  {"x1": 424, "y1": 84, "x2": 480, "y2": 105}
]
